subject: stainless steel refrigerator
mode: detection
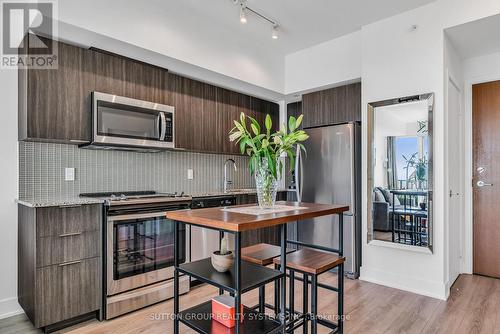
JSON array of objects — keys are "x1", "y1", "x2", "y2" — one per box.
[{"x1": 290, "y1": 123, "x2": 361, "y2": 278}]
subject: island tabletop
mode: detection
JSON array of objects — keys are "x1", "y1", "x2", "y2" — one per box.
[{"x1": 166, "y1": 201, "x2": 350, "y2": 232}]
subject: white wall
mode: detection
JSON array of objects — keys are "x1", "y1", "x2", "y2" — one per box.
[
  {"x1": 284, "y1": 31, "x2": 361, "y2": 95},
  {"x1": 360, "y1": 2, "x2": 447, "y2": 299},
  {"x1": 0, "y1": 68, "x2": 21, "y2": 318}
]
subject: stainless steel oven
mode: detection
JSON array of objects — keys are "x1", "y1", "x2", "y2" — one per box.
[{"x1": 84, "y1": 92, "x2": 174, "y2": 151}]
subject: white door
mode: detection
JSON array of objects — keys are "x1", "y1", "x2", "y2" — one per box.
[{"x1": 447, "y1": 78, "x2": 463, "y2": 285}]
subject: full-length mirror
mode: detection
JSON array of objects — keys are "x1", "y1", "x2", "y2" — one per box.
[{"x1": 368, "y1": 94, "x2": 434, "y2": 250}]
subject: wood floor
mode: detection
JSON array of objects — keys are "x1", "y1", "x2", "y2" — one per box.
[{"x1": 2, "y1": 274, "x2": 500, "y2": 334}]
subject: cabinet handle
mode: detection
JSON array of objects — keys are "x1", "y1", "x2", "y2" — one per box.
[
  {"x1": 59, "y1": 232, "x2": 82, "y2": 237},
  {"x1": 58, "y1": 260, "x2": 82, "y2": 267},
  {"x1": 70, "y1": 139, "x2": 89, "y2": 144},
  {"x1": 58, "y1": 204, "x2": 82, "y2": 208}
]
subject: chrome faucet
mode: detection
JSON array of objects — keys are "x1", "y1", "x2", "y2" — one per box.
[{"x1": 223, "y1": 159, "x2": 237, "y2": 192}]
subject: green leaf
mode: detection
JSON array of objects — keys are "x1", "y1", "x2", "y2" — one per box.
[
  {"x1": 288, "y1": 116, "x2": 296, "y2": 132},
  {"x1": 240, "y1": 138, "x2": 247, "y2": 154},
  {"x1": 250, "y1": 123, "x2": 259, "y2": 136},
  {"x1": 265, "y1": 114, "x2": 272, "y2": 132},
  {"x1": 296, "y1": 114, "x2": 303, "y2": 128},
  {"x1": 229, "y1": 131, "x2": 241, "y2": 142}
]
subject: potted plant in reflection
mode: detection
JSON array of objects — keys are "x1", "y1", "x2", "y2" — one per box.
[{"x1": 229, "y1": 113, "x2": 309, "y2": 209}]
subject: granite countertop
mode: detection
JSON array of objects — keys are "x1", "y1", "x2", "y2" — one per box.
[
  {"x1": 16, "y1": 198, "x2": 105, "y2": 208},
  {"x1": 16, "y1": 189, "x2": 295, "y2": 208}
]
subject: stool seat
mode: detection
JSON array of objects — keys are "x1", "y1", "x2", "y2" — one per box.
[
  {"x1": 273, "y1": 248, "x2": 345, "y2": 275},
  {"x1": 241, "y1": 243, "x2": 295, "y2": 266}
]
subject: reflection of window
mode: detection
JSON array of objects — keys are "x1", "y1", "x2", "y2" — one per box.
[{"x1": 390, "y1": 136, "x2": 428, "y2": 190}]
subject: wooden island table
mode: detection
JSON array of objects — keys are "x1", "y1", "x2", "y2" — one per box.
[{"x1": 166, "y1": 201, "x2": 349, "y2": 334}]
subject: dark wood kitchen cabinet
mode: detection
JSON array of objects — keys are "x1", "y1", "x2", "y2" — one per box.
[
  {"x1": 18, "y1": 35, "x2": 96, "y2": 144},
  {"x1": 302, "y1": 82, "x2": 361, "y2": 128},
  {"x1": 18, "y1": 204, "x2": 102, "y2": 330},
  {"x1": 168, "y1": 73, "x2": 220, "y2": 152}
]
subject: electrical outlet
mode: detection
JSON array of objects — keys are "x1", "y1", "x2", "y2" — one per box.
[
  {"x1": 187, "y1": 169, "x2": 194, "y2": 180},
  {"x1": 65, "y1": 168, "x2": 75, "y2": 181}
]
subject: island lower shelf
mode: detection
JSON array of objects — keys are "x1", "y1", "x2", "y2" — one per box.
[
  {"x1": 179, "y1": 301, "x2": 283, "y2": 334},
  {"x1": 178, "y1": 257, "x2": 284, "y2": 293}
]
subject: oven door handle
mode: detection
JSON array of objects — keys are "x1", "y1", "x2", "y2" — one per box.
[
  {"x1": 159, "y1": 112, "x2": 167, "y2": 141},
  {"x1": 109, "y1": 211, "x2": 168, "y2": 221},
  {"x1": 108, "y1": 208, "x2": 189, "y2": 222}
]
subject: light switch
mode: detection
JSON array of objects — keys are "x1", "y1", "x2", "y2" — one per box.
[
  {"x1": 187, "y1": 169, "x2": 194, "y2": 180},
  {"x1": 65, "y1": 168, "x2": 75, "y2": 181}
]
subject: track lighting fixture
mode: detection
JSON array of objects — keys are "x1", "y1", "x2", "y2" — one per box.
[{"x1": 233, "y1": 0, "x2": 280, "y2": 40}]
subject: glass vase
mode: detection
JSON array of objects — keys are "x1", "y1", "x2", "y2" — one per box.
[{"x1": 255, "y1": 158, "x2": 278, "y2": 209}]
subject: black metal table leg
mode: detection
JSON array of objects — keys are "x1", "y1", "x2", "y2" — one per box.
[
  {"x1": 303, "y1": 273, "x2": 309, "y2": 334},
  {"x1": 311, "y1": 275, "x2": 318, "y2": 333},
  {"x1": 234, "y1": 232, "x2": 242, "y2": 334},
  {"x1": 338, "y1": 213, "x2": 344, "y2": 334},
  {"x1": 280, "y1": 223, "x2": 287, "y2": 333},
  {"x1": 289, "y1": 270, "x2": 295, "y2": 321},
  {"x1": 173, "y1": 220, "x2": 179, "y2": 334},
  {"x1": 274, "y1": 263, "x2": 280, "y2": 317},
  {"x1": 219, "y1": 231, "x2": 224, "y2": 295},
  {"x1": 259, "y1": 286, "x2": 266, "y2": 314},
  {"x1": 338, "y1": 263, "x2": 344, "y2": 334}
]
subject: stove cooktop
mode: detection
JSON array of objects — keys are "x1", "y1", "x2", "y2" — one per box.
[{"x1": 80, "y1": 190, "x2": 192, "y2": 205}]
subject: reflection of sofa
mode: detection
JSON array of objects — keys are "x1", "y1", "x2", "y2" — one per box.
[{"x1": 373, "y1": 187, "x2": 401, "y2": 232}]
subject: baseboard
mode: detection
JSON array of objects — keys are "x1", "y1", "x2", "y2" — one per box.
[
  {"x1": 360, "y1": 267, "x2": 448, "y2": 300},
  {"x1": 0, "y1": 297, "x2": 24, "y2": 320}
]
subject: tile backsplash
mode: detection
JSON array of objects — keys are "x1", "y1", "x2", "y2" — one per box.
[{"x1": 19, "y1": 142, "x2": 255, "y2": 200}]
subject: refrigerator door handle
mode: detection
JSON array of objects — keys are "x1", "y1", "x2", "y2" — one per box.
[{"x1": 295, "y1": 145, "x2": 302, "y2": 202}]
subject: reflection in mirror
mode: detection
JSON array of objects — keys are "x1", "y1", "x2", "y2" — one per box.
[{"x1": 368, "y1": 94, "x2": 433, "y2": 250}]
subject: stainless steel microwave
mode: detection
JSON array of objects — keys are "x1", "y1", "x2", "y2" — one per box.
[{"x1": 84, "y1": 92, "x2": 174, "y2": 151}]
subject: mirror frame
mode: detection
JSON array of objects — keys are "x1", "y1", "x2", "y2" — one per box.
[{"x1": 367, "y1": 93, "x2": 434, "y2": 252}]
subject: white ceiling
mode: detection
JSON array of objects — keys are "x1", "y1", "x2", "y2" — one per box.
[
  {"x1": 446, "y1": 13, "x2": 500, "y2": 59},
  {"x1": 152, "y1": 0, "x2": 436, "y2": 55}
]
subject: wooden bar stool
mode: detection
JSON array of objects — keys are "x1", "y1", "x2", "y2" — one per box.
[{"x1": 241, "y1": 243, "x2": 295, "y2": 315}]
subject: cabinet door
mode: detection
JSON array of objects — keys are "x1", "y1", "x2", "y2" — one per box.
[
  {"x1": 24, "y1": 36, "x2": 95, "y2": 143},
  {"x1": 94, "y1": 51, "x2": 127, "y2": 97},
  {"x1": 35, "y1": 257, "x2": 100, "y2": 328},
  {"x1": 302, "y1": 90, "x2": 323, "y2": 128},
  {"x1": 217, "y1": 87, "x2": 242, "y2": 154},
  {"x1": 302, "y1": 83, "x2": 361, "y2": 127}
]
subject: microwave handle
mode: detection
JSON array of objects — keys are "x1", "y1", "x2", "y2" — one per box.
[{"x1": 159, "y1": 112, "x2": 167, "y2": 141}]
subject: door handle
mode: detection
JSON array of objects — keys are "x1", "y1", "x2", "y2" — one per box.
[
  {"x1": 477, "y1": 181, "x2": 493, "y2": 187},
  {"x1": 159, "y1": 112, "x2": 166, "y2": 141}
]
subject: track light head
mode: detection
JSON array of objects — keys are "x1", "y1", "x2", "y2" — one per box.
[
  {"x1": 240, "y1": 5, "x2": 247, "y2": 24},
  {"x1": 272, "y1": 25, "x2": 279, "y2": 39}
]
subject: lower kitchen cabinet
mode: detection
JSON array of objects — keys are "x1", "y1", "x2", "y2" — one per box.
[{"x1": 18, "y1": 204, "x2": 102, "y2": 330}]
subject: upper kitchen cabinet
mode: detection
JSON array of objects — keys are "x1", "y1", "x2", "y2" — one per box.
[
  {"x1": 302, "y1": 82, "x2": 361, "y2": 128},
  {"x1": 18, "y1": 35, "x2": 96, "y2": 144},
  {"x1": 216, "y1": 88, "x2": 279, "y2": 155},
  {"x1": 94, "y1": 50, "x2": 167, "y2": 104},
  {"x1": 168, "y1": 73, "x2": 220, "y2": 152},
  {"x1": 217, "y1": 87, "x2": 242, "y2": 154}
]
